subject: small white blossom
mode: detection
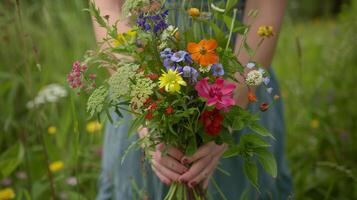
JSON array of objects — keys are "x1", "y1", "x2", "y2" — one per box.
[
  {"x1": 246, "y1": 62, "x2": 256, "y2": 69},
  {"x1": 246, "y1": 70, "x2": 263, "y2": 86},
  {"x1": 26, "y1": 84, "x2": 67, "y2": 109},
  {"x1": 198, "y1": 65, "x2": 212, "y2": 73}
]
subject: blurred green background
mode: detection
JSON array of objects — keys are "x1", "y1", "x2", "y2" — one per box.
[{"x1": 0, "y1": 0, "x2": 356, "y2": 199}]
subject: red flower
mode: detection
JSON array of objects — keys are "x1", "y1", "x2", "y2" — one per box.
[
  {"x1": 149, "y1": 102, "x2": 157, "y2": 110},
  {"x1": 248, "y1": 91, "x2": 257, "y2": 102},
  {"x1": 144, "y1": 98, "x2": 153, "y2": 105},
  {"x1": 200, "y1": 109, "x2": 224, "y2": 136},
  {"x1": 166, "y1": 106, "x2": 174, "y2": 114},
  {"x1": 260, "y1": 103, "x2": 269, "y2": 112},
  {"x1": 145, "y1": 112, "x2": 154, "y2": 120},
  {"x1": 145, "y1": 73, "x2": 159, "y2": 80}
]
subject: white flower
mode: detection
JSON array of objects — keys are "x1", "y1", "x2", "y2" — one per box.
[
  {"x1": 26, "y1": 84, "x2": 67, "y2": 109},
  {"x1": 198, "y1": 65, "x2": 212, "y2": 73},
  {"x1": 246, "y1": 62, "x2": 256, "y2": 69},
  {"x1": 246, "y1": 70, "x2": 263, "y2": 86}
]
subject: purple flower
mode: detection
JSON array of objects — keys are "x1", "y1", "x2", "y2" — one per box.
[
  {"x1": 263, "y1": 76, "x2": 270, "y2": 85},
  {"x1": 211, "y1": 63, "x2": 225, "y2": 76},
  {"x1": 163, "y1": 58, "x2": 176, "y2": 71},
  {"x1": 160, "y1": 48, "x2": 173, "y2": 59},
  {"x1": 182, "y1": 66, "x2": 199, "y2": 83},
  {"x1": 171, "y1": 51, "x2": 188, "y2": 63},
  {"x1": 137, "y1": 10, "x2": 169, "y2": 34},
  {"x1": 185, "y1": 53, "x2": 193, "y2": 64}
]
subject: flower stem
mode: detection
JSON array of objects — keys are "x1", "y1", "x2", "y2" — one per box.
[{"x1": 225, "y1": 9, "x2": 238, "y2": 51}]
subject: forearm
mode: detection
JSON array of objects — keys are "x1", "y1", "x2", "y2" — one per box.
[
  {"x1": 235, "y1": 0, "x2": 287, "y2": 68},
  {"x1": 92, "y1": 0, "x2": 131, "y2": 42},
  {"x1": 234, "y1": 0, "x2": 286, "y2": 108}
]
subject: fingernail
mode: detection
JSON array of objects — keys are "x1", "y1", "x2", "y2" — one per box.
[
  {"x1": 189, "y1": 181, "x2": 196, "y2": 188},
  {"x1": 181, "y1": 157, "x2": 188, "y2": 164},
  {"x1": 178, "y1": 177, "x2": 185, "y2": 183}
]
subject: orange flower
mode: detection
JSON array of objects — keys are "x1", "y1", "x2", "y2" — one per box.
[
  {"x1": 248, "y1": 92, "x2": 257, "y2": 102},
  {"x1": 187, "y1": 39, "x2": 219, "y2": 67}
]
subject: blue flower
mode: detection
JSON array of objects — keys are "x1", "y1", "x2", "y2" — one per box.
[
  {"x1": 171, "y1": 51, "x2": 188, "y2": 63},
  {"x1": 163, "y1": 58, "x2": 176, "y2": 71},
  {"x1": 184, "y1": 54, "x2": 193, "y2": 64},
  {"x1": 263, "y1": 76, "x2": 270, "y2": 85},
  {"x1": 267, "y1": 87, "x2": 273, "y2": 94},
  {"x1": 160, "y1": 48, "x2": 173, "y2": 59},
  {"x1": 182, "y1": 66, "x2": 199, "y2": 83},
  {"x1": 211, "y1": 63, "x2": 224, "y2": 76},
  {"x1": 137, "y1": 10, "x2": 169, "y2": 34}
]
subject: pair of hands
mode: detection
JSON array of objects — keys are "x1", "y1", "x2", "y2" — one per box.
[{"x1": 151, "y1": 141, "x2": 227, "y2": 189}]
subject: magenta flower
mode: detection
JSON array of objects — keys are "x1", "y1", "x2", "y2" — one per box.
[{"x1": 195, "y1": 77, "x2": 236, "y2": 110}]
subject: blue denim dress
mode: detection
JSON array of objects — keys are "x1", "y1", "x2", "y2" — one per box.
[{"x1": 96, "y1": 1, "x2": 293, "y2": 199}]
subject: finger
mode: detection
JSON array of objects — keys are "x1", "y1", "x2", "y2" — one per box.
[
  {"x1": 181, "y1": 142, "x2": 214, "y2": 164},
  {"x1": 153, "y1": 150, "x2": 188, "y2": 174},
  {"x1": 179, "y1": 155, "x2": 212, "y2": 183},
  {"x1": 157, "y1": 144, "x2": 184, "y2": 161},
  {"x1": 152, "y1": 160, "x2": 180, "y2": 182},
  {"x1": 188, "y1": 155, "x2": 221, "y2": 188},
  {"x1": 152, "y1": 166, "x2": 171, "y2": 185},
  {"x1": 202, "y1": 171, "x2": 214, "y2": 189},
  {"x1": 181, "y1": 142, "x2": 226, "y2": 164}
]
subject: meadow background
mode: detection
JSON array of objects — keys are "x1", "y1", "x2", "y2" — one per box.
[{"x1": 0, "y1": 0, "x2": 356, "y2": 199}]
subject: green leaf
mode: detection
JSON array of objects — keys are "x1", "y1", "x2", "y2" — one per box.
[
  {"x1": 210, "y1": 22, "x2": 226, "y2": 46},
  {"x1": 248, "y1": 123, "x2": 275, "y2": 139},
  {"x1": 226, "y1": 0, "x2": 238, "y2": 11},
  {"x1": 243, "y1": 41, "x2": 255, "y2": 57},
  {"x1": 0, "y1": 143, "x2": 24, "y2": 179},
  {"x1": 185, "y1": 136, "x2": 197, "y2": 156},
  {"x1": 223, "y1": 144, "x2": 240, "y2": 158},
  {"x1": 240, "y1": 134, "x2": 271, "y2": 148},
  {"x1": 255, "y1": 148, "x2": 277, "y2": 178},
  {"x1": 243, "y1": 160, "x2": 260, "y2": 191},
  {"x1": 128, "y1": 115, "x2": 144, "y2": 137}
]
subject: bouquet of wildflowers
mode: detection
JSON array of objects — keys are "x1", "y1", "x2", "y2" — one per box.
[{"x1": 68, "y1": 0, "x2": 278, "y2": 199}]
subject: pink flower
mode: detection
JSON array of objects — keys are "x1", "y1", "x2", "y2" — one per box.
[{"x1": 195, "y1": 77, "x2": 236, "y2": 110}]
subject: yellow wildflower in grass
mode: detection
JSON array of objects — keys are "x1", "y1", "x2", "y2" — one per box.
[
  {"x1": 47, "y1": 126, "x2": 57, "y2": 135},
  {"x1": 159, "y1": 69, "x2": 187, "y2": 93},
  {"x1": 188, "y1": 8, "x2": 200, "y2": 17},
  {"x1": 0, "y1": 188, "x2": 15, "y2": 199},
  {"x1": 49, "y1": 161, "x2": 64, "y2": 173},
  {"x1": 310, "y1": 119, "x2": 320, "y2": 129},
  {"x1": 257, "y1": 26, "x2": 274, "y2": 37},
  {"x1": 86, "y1": 121, "x2": 103, "y2": 133},
  {"x1": 113, "y1": 30, "x2": 137, "y2": 47}
]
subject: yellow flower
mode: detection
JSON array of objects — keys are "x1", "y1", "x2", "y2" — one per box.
[
  {"x1": 257, "y1": 26, "x2": 274, "y2": 37},
  {"x1": 113, "y1": 33, "x2": 126, "y2": 47},
  {"x1": 159, "y1": 70, "x2": 187, "y2": 93},
  {"x1": 86, "y1": 121, "x2": 103, "y2": 133},
  {"x1": 127, "y1": 30, "x2": 137, "y2": 37},
  {"x1": 49, "y1": 161, "x2": 64, "y2": 173},
  {"x1": 113, "y1": 30, "x2": 137, "y2": 47},
  {"x1": 310, "y1": 119, "x2": 320, "y2": 129},
  {"x1": 0, "y1": 188, "x2": 15, "y2": 200},
  {"x1": 188, "y1": 8, "x2": 200, "y2": 17},
  {"x1": 47, "y1": 126, "x2": 57, "y2": 135}
]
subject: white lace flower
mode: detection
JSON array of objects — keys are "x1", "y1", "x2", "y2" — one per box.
[
  {"x1": 246, "y1": 70, "x2": 263, "y2": 86},
  {"x1": 26, "y1": 84, "x2": 67, "y2": 109}
]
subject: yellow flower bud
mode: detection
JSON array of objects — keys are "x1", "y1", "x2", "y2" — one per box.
[
  {"x1": 0, "y1": 188, "x2": 15, "y2": 199},
  {"x1": 257, "y1": 26, "x2": 274, "y2": 37},
  {"x1": 188, "y1": 8, "x2": 200, "y2": 17},
  {"x1": 47, "y1": 126, "x2": 57, "y2": 135},
  {"x1": 49, "y1": 161, "x2": 64, "y2": 173}
]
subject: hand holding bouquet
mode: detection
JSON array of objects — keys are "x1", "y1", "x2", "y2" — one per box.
[{"x1": 68, "y1": 0, "x2": 278, "y2": 199}]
